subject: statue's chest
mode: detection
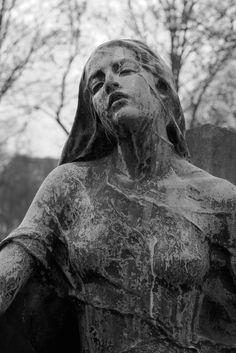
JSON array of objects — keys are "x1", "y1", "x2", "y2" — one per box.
[{"x1": 71, "y1": 185, "x2": 209, "y2": 289}]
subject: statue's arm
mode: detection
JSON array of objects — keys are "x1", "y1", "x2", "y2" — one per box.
[
  {"x1": 0, "y1": 243, "x2": 34, "y2": 315},
  {"x1": 219, "y1": 183, "x2": 236, "y2": 282},
  {"x1": 193, "y1": 176, "x2": 236, "y2": 343},
  {"x1": 205, "y1": 177, "x2": 236, "y2": 291},
  {"x1": 214, "y1": 181, "x2": 236, "y2": 281},
  {"x1": 0, "y1": 163, "x2": 85, "y2": 315}
]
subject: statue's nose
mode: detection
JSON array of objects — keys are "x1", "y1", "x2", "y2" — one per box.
[{"x1": 104, "y1": 77, "x2": 120, "y2": 95}]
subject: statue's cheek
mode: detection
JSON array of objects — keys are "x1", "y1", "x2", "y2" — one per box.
[{"x1": 93, "y1": 92, "x2": 107, "y2": 117}]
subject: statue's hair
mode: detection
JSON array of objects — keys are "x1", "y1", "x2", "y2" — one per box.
[{"x1": 59, "y1": 39, "x2": 189, "y2": 165}]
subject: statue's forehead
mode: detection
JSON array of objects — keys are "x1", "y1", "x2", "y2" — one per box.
[{"x1": 86, "y1": 46, "x2": 137, "y2": 76}]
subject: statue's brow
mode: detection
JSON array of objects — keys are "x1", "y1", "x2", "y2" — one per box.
[
  {"x1": 88, "y1": 59, "x2": 138, "y2": 84},
  {"x1": 114, "y1": 58, "x2": 137, "y2": 66},
  {"x1": 88, "y1": 70, "x2": 104, "y2": 85}
]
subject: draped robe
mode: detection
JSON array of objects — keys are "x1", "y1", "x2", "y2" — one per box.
[{"x1": 0, "y1": 160, "x2": 236, "y2": 353}]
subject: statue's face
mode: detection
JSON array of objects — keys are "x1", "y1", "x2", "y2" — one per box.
[{"x1": 86, "y1": 45, "x2": 164, "y2": 132}]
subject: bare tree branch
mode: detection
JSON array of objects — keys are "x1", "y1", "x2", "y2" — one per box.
[
  {"x1": 0, "y1": 0, "x2": 87, "y2": 141},
  {"x1": 126, "y1": 0, "x2": 236, "y2": 127},
  {"x1": 127, "y1": 0, "x2": 147, "y2": 42}
]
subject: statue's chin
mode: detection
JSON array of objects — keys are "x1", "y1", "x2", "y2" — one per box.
[
  {"x1": 112, "y1": 108, "x2": 154, "y2": 141},
  {"x1": 112, "y1": 106, "x2": 147, "y2": 129}
]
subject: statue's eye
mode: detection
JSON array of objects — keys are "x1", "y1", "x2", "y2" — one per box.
[
  {"x1": 120, "y1": 68, "x2": 134, "y2": 75},
  {"x1": 156, "y1": 79, "x2": 168, "y2": 93},
  {"x1": 92, "y1": 81, "x2": 103, "y2": 94}
]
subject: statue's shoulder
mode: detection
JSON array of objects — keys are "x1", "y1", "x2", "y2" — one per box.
[
  {"x1": 33, "y1": 162, "x2": 91, "y2": 205},
  {"x1": 44, "y1": 161, "x2": 107, "y2": 196},
  {"x1": 187, "y1": 162, "x2": 236, "y2": 207},
  {"x1": 45, "y1": 162, "x2": 90, "y2": 186},
  {"x1": 173, "y1": 159, "x2": 236, "y2": 208}
]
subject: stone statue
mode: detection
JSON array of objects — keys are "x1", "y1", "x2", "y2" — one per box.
[{"x1": 0, "y1": 39, "x2": 235, "y2": 353}]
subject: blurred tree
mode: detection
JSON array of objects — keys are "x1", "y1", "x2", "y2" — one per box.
[
  {"x1": 0, "y1": 0, "x2": 87, "y2": 147},
  {"x1": 197, "y1": 61, "x2": 236, "y2": 128},
  {"x1": 0, "y1": 0, "x2": 38, "y2": 100},
  {"x1": 127, "y1": 0, "x2": 236, "y2": 128},
  {"x1": 32, "y1": 0, "x2": 87, "y2": 135},
  {"x1": 0, "y1": 0, "x2": 43, "y2": 144}
]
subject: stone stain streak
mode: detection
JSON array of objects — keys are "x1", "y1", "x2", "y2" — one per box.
[{"x1": 149, "y1": 237, "x2": 158, "y2": 319}]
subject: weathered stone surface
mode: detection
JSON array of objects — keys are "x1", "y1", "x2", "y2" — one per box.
[
  {"x1": 186, "y1": 124, "x2": 236, "y2": 185},
  {"x1": 0, "y1": 40, "x2": 235, "y2": 353}
]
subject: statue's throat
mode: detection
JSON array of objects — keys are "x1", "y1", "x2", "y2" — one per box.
[
  {"x1": 118, "y1": 129, "x2": 153, "y2": 180},
  {"x1": 113, "y1": 123, "x2": 174, "y2": 181}
]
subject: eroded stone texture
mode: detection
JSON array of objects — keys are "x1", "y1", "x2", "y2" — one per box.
[
  {"x1": 0, "y1": 40, "x2": 235, "y2": 353},
  {"x1": 0, "y1": 158, "x2": 235, "y2": 353}
]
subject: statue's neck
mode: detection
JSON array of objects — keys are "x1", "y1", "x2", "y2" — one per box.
[{"x1": 111, "y1": 123, "x2": 175, "y2": 182}]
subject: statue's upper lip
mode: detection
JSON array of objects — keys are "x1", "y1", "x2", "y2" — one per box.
[{"x1": 108, "y1": 92, "x2": 129, "y2": 110}]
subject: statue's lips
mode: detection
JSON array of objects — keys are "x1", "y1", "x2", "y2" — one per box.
[{"x1": 108, "y1": 92, "x2": 129, "y2": 110}]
